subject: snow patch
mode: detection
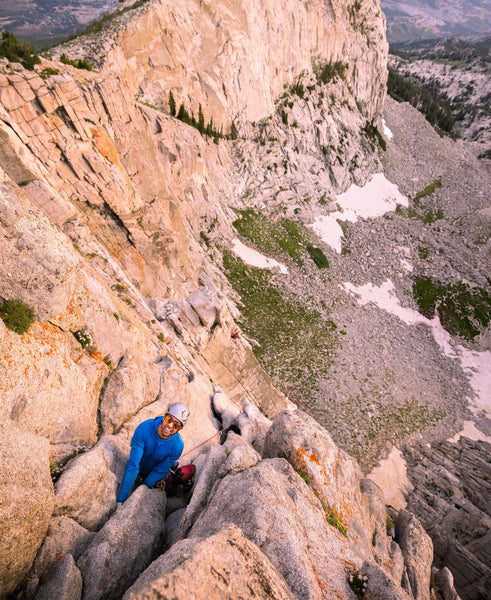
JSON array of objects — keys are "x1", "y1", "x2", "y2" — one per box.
[
  {"x1": 231, "y1": 239, "x2": 288, "y2": 274},
  {"x1": 447, "y1": 420, "x2": 491, "y2": 444},
  {"x1": 400, "y1": 259, "x2": 413, "y2": 273},
  {"x1": 311, "y1": 173, "x2": 407, "y2": 253},
  {"x1": 382, "y1": 119, "x2": 393, "y2": 140},
  {"x1": 342, "y1": 279, "x2": 491, "y2": 425},
  {"x1": 367, "y1": 446, "x2": 413, "y2": 510}
]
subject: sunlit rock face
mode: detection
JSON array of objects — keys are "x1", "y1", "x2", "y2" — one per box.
[{"x1": 76, "y1": 0, "x2": 388, "y2": 129}]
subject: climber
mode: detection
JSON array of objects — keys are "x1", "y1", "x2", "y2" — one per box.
[{"x1": 116, "y1": 402, "x2": 190, "y2": 503}]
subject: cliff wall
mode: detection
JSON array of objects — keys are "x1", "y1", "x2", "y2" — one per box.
[{"x1": 55, "y1": 0, "x2": 388, "y2": 128}]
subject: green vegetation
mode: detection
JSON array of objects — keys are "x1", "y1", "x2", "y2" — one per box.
[
  {"x1": 363, "y1": 120, "x2": 387, "y2": 151},
  {"x1": 171, "y1": 96, "x2": 236, "y2": 142},
  {"x1": 0, "y1": 31, "x2": 40, "y2": 70},
  {"x1": 386, "y1": 513, "x2": 395, "y2": 534},
  {"x1": 232, "y1": 210, "x2": 329, "y2": 270},
  {"x1": 223, "y1": 251, "x2": 339, "y2": 397},
  {"x1": 324, "y1": 505, "x2": 348, "y2": 537},
  {"x1": 39, "y1": 66, "x2": 59, "y2": 79},
  {"x1": 74, "y1": 329, "x2": 92, "y2": 349},
  {"x1": 313, "y1": 60, "x2": 347, "y2": 85},
  {"x1": 396, "y1": 180, "x2": 444, "y2": 224},
  {"x1": 168, "y1": 90, "x2": 176, "y2": 116},
  {"x1": 417, "y1": 245, "x2": 429, "y2": 259},
  {"x1": 306, "y1": 244, "x2": 330, "y2": 269},
  {"x1": 60, "y1": 53, "x2": 93, "y2": 71},
  {"x1": 50, "y1": 445, "x2": 91, "y2": 483},
  {"x1": 396, "y1": 205, "x2": 444, "y2": 224},
  {"x1": 290, "y1": 76, "x2": 305, "y2": 99},
  {"x1": 157, "y1": 333, "x2": 165, "y2": 343},
  {"x1": 78, "y1": 0, "x2": 151, "y2": 37},
  {"x1": 0, "y1": 299, "x2": 35, "y2": 335},
  {"x1": 387, "y1": 67, "x2": 455, "y2": 135},
  {"x1": 413, "y1": 277, "x2": 491, "y2": 340},
  {"x1": 297, "y1": 470, "x2": 310, "y2": 484},
  {"x1": 347, "y1": 571, "x2": 368, "y2": 598},
  {"x1": 413, "y1": 178, "x2": 442, "y2": 203}
]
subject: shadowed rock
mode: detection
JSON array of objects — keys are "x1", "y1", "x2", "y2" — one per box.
[
  {"x1": 25, "y1": 516, "x2": 94, "y2": 597},
  {"x1": 395, "y1": 509, "x2": 433, "y2": 600},
  {"x1": 34, "y1": 554, "x2": 82, "y2": 600}
]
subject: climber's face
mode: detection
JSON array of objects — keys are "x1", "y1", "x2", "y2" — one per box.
[{"x1": 159, "y1": 413, "x2": 183, "y2": 438}]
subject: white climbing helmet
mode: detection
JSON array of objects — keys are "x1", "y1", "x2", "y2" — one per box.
[{"x1": 166, "y1": 402, "x2": 190, "y2": 426}]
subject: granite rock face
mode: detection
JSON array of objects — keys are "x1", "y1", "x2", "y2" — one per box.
[
  {"x1": 0, "y1": 421, "x2": 54, "y2": 600},
  {"x1": 34, "y1": 554, "x2": 82, "y2": 600},
  {"x1": 404, "y1": 438, "x2": 491, "y2": 600},
  {"x1": 123, "y1": 524, "x2": 296, "y2": 600},
  {"x1": 0, "y1": 169, "x2": 80, "y2": 321},
  {"x1": 77, "y1": 0, "x2": 387, "y2": 129},
  {"x1": 189, "y1": 457, "x2": 358, "y2": 600},
  {"x1": 100, "y1": 355, "x2": 161, "y2": 434},
  {"x1": 0, "y1": 1, "x2": 477, "y2": 599},
  {"x1": 1, "y1": 320, "x2": 101, "y2": 446},
  {"x1": 77, "y1": 486, "x2": 166, "y2": 600},
  {"x1": 54, "y1": 437, "x2": 128, "y2": 531},
  {"x1": 25, "y1": 516, "x2": 94, "y2": 597}
]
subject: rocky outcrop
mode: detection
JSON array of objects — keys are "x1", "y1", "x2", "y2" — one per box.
[
  {"x1": 54, "y1": 435, "x2": 128, "y2": 530},
  {"x1": 394, "y1": 509, "x2": 433, "y2": 600},
  {"x1": 1, "y1": 320, "x2": 103, "y2": 446},
  {"x1": 404, "y1": 438, "x2": 491, "y2": 600},
  {"x1": 0, "y1": 0, "x2": 482, "y2": 599},
  {"x1": 123, "y1": 524, "x2": 296, "y2": 600},
  {"x1": 189, "y1": 456, "x2": 359, "y2": 599},
  {"x1": 34, "y1": 554, "x2": 82, "y2": 600},
  {"x1": 25, "y1": 516, "x2": 94, "y2": 597},
  {"x1": 263, "y1": 409, "x2": 382, "y2": 555},
  {"x1": 0, "y1": 421, "x2": 54, "y2": 600},
  {"x1": 100, "y1": 355, "x2": 161, "y2": 434},
  {"x1": 0, "y1": 167, "x2": 79, "y2": 321},
  {"x1": 77, "y1": 486, "x2": 166, "y2": 600}
]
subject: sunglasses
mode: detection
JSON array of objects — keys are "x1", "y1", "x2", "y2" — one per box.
[{"x1": 163, "y1": 414, "x2": 182, "y2": 430}]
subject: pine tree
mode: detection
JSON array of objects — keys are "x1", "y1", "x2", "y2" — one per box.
[
  {"x1": 198, "y1": 104, "x2": 205, "y2": 133},
  {"x1": 169, "y1": 90, "x2": 176, "y2": 116}
]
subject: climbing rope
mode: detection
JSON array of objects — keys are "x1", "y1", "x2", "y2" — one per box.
[{"x1": 180, "y1": 426, "x2": 226, "y2": 459}]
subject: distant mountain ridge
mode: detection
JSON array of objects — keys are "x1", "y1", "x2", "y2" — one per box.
[
  {"x1": 381, "y1": 0, "x2": 491, "y2": 43},
  {"x1": 0, "y1": 0, "x2": 117, "y2": 49}
]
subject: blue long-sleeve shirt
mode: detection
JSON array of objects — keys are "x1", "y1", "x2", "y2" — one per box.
[{"x1": 117, "y1": 416, "x2": 184, "y2": 503}]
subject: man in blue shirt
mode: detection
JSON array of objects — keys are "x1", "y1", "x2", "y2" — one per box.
[{"x1": 117, "y1": 402, "x2": 190, "y2": 503}]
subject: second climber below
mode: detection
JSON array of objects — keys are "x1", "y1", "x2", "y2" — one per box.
[{"x1": 117, "y1": 402, "x2": 190, "y2": 503}]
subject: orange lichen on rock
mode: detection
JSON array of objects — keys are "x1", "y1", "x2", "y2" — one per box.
[{"x1": 90, "y1": 126, "x2": 123, "y2": 171}]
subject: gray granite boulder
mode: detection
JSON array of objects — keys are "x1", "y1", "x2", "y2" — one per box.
[
  {"x1": 54, "y1": 435, "x2": 128, "y2": 531},
  {"x1": 395, "y1": 509, "x2": 433, "y2": 600},
  {"x1": 34, "y1": 554, "x2": 82, "y2": 600},
  {"x1": 100, "y1": 355, "x2": 161, "y2": 434},
  {"x1": 122, "y1": 524, "x2": 294, "y2": 600},
  {"x1": 189, "y1": 458, "x2": 357, "y2": 599},
  {"x1": 25, "y1": 516, "x2": 94, "y2": 596},
  {"x1": 77, "y1": 485, "x2": 166, "y2": 600},
  {"x1": 0, "y1": 421, "x2": 54, "y2": 600}
]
